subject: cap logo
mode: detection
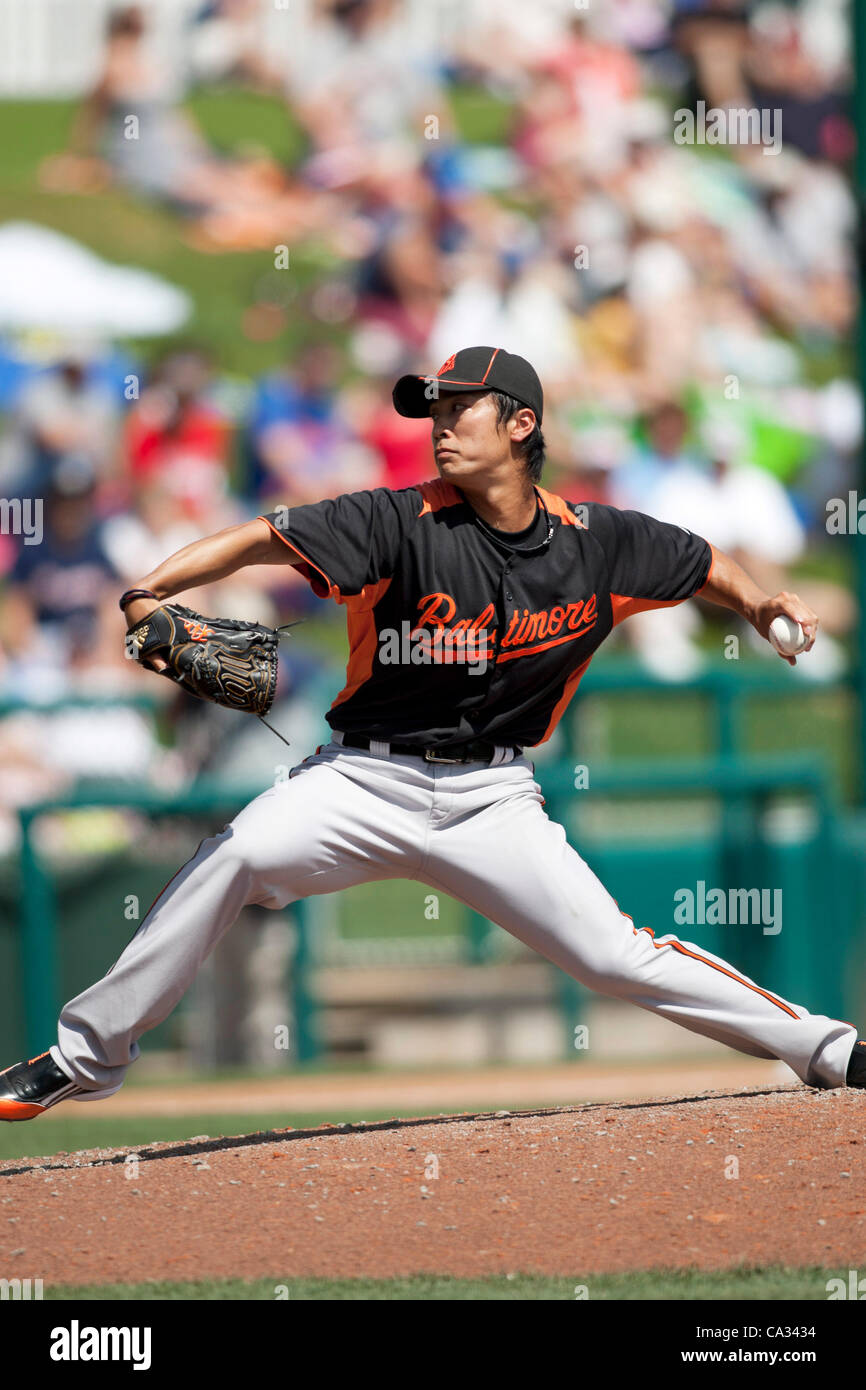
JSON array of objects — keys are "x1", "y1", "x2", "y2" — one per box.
[{"x1": 436, "y1": 353, "x2": 457, "y2": 376}]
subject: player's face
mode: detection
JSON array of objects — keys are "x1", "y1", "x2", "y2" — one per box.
[{"x1": 429, "y1": 391, "x2": 513, "y2": 482}]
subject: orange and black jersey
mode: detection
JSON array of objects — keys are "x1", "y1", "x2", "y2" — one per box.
[{"x1": 259, "y1": 479, "x2": 712, "y2": 749}]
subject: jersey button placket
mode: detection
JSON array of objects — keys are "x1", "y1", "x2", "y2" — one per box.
[{"x1": 492, "y1": 562, "x2": 513, "y2": 665}]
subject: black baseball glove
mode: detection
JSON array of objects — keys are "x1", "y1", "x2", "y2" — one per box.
[{"x1": 124, "y1": 602, "x2": 288, "y2": 717}]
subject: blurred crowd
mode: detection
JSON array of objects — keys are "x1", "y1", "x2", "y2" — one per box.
[{"x1": 0, "y1": 0, "x2": 860, "y2": 840}]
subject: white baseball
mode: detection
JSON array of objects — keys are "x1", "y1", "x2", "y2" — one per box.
[{"x1": 769, "y1": 614, "x2": 807, "y2": 656}]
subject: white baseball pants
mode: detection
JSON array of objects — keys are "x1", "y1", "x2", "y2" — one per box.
[{"x1": 53, "y1": 741, "x2": 857, "y2": 1095}]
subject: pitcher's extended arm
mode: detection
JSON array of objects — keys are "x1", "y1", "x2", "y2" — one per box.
[
  {"x1": 122, "y1": 519, "x2": 289, "y2": 622},
  {"x1": 121, "y1": 519, "x2": 295, "y2": 670},
  {"x1": 699, "y1": 544, "x2": 818, "y2": 665}
]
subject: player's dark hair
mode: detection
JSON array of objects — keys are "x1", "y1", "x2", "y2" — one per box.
[{"x1": 492, "y1": 392, "x2": 546, "y2": 482}]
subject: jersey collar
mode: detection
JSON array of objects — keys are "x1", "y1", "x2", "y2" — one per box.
[{"x1": 470, "y1": 487, "x2": 555, "y2": 556}]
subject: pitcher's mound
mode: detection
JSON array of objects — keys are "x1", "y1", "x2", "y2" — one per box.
[{"x1": 2, "y1": 1085, "x2": 863, "y2": 1285}]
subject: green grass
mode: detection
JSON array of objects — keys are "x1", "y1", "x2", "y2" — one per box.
[
  {"x1": 0, "y1": 96, "x2": 327, "y2": 377},
  {"x1": 448, "y1": 83, "x2": 515, "y2": 146},
  {"x1": 41, "y1": 1266, "x2": 847, "y2": 1301},
  {"x1": 186, "y1": 87, "x2": 307, "y2": 165},
  {"x1": 0, "y1": 85, "x2": 511, "y2": 379},
  {"x1": 0, "y1": 183, "x2": 322, "y2": 380},
  {"x1": 0, "y1": 1106, "x2": 437, "y2": 1162},
  {"x1": 336, "y1": 876, "x2": 467, "y2": 939}
]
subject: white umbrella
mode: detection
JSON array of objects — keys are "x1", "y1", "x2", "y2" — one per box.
[{"x1": 0, "y1": 222, "x2": 191, "y2": 336}]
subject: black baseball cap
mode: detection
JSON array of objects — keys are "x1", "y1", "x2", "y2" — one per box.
[{"x1": 392, "y1": 346, "x2": 543, "y2": 423}]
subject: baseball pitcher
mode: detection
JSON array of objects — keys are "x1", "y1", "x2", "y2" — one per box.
[{"x1": 3, "y1": 346, "x2": 865, "y2": 1120}]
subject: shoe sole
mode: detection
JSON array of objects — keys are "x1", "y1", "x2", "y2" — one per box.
[{"x1": 0, "y1": 1098, "x2": 47, "y2": 1121}]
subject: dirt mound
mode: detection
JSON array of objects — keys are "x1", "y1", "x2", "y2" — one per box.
[{"x1": 2, "y1": 1085, "x2": 865, "y2": 1286}]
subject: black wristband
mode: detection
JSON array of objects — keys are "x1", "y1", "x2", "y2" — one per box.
[{"x1": 119, "y1": 588, "x2": 158, "y2": 613}]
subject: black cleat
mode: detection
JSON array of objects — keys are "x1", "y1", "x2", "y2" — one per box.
[
  {"x1": 846, "y1": 1040, "x2": 866, "y2": 1088},
  {"x1": 0, "y1": 1051, "x2": 84, "y2": 1121}
]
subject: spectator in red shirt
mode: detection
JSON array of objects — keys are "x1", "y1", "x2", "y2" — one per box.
[
  {"x1": 125, "y1": 351, "x2": 230, "y2": 523},
  {"x1": 356, "y1": 377, "x2": 432, "y2": 491}
]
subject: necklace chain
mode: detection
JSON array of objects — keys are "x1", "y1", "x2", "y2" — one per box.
[{"x1": 473, "y1": 488, "x2": 554, "y2": 553}]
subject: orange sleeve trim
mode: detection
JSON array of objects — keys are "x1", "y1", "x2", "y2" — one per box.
[
  {"x1": 258, "y1": 515, "x2": 341, "y2": 602},
  {"x1": 535, "y1": 487, "x2": 585, "y2": 528},
  {"x1": 416, "y1": 478, "x2": 464, "y2": 517},
  {"x1": 343, "y1": 575, "x2": 393, "y2": 615},
  {"x1": 610, "y1": 593, "x2": 684, "y2": 626}
]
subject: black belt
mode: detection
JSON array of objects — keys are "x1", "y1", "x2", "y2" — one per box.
[{"x1": 338, "y1": 732, "x2": 521, "y2": 765}]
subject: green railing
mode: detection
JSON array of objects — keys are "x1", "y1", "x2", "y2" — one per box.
[
  {"x1": 15, "y1": 781, "x2": 297, "y2": 1060},
  {"x1": 0, "y1": 693, "x2": 161, "y2": 715},
  {"x1": 562, "y1": 658, "x2": 853, "y2": 763}
]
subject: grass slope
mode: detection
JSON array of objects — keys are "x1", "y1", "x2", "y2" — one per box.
[{"x1": 42, "y1": 1266, "x2": 845, "y2": 1301}]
